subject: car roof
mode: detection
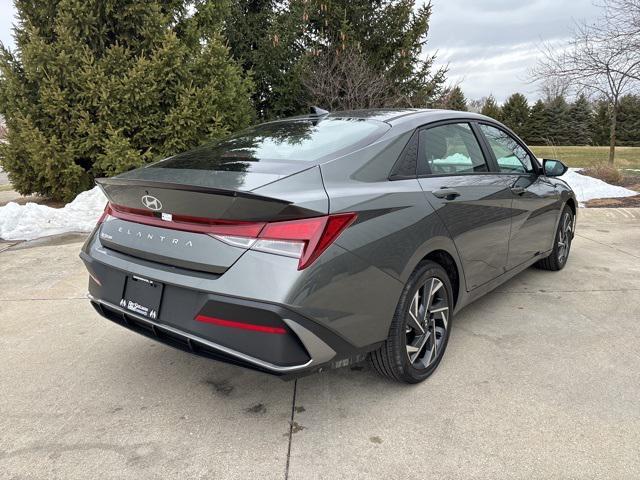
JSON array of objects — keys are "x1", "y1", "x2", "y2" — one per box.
[
  {"x1": 265, "y1": 108, "x2": 495, "y2": 126},
  {"x1": 328, "y1": 108, "x2": 494, "y2": 125}
]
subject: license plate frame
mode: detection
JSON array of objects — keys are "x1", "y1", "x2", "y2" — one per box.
[{"x1": 121, "y1": 275, "x2": 163, "y2": 320}]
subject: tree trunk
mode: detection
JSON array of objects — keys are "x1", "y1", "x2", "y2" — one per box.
[{"x1": 608, "y1": 102, "x2": 618, "y2": 165}]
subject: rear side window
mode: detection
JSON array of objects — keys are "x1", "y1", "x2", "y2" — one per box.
[
  {"x1": 479, "y1": 124, "x2": 534, "y2": 173},
  {"x1": 156, "y1": 118, "x2": 389, "y2": 170},
  {"x1": 418, "y1": 123, "x2": 488, "y2": 175}
]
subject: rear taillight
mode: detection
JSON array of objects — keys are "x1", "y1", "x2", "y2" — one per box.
[
  {"x1": 212, "y1": 213, "x2": 357, "y2": 270},
  {"x1": 101, "y1": 201, "x2": 356, "y2": 270}
]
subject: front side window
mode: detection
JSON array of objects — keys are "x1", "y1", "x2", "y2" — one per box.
[
  {"x1": 417, "y1": 123, "x2": 488, "y2": 175},
  {"x1": 479, "y1": 124, "x2": 533, "y2": 173}
]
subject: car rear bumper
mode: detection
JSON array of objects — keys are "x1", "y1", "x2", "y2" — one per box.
[{"x1": 81, "y1": 250, "x2": 374, "y2": 377}]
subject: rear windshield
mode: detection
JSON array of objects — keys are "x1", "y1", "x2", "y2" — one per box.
[{"x1": 156, "y1": 118, "x2": 388, "y2": 170}]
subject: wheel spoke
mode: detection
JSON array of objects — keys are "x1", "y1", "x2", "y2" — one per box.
[
  {"x1": 430, "y1": 278, "x2": 444, "y2": 296},
  {"x1": 407, "y1": 291, "x2": 424, "y2": 334},
  {"x1": 407, "y1": 310, "x2": 424, "y2": 334},
  {"x1": 411, "y1": 291, "x2": 420, "y2": 319},
  {"x1": 425, "y1": 278, "x2": 443, "y2": 312},
  {"x1": 430, "y1": 306, "x2": 449, "y2": 314},
  {"x1": 431, "y1": 319, "x2": 438, "y2": 358},
  {"x1": 440, "y1": 310, "x2": 448, "y2": 330},
  {"x1": 424, "y1": 341, "x2": 435, "y2": 366},
  {"x1": 406, "y1": 344, "x2": 420, "y2": 354},
  {"x1": 409, "y1": 331, "x2": 431, "y2": 363}
]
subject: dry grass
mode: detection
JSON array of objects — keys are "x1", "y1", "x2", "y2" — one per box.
[
  {"x1": 585, "y1": 195, "x2": 640, "y2": 208},
  {"x1": 530, "y1": 145, "x2": 640, "y2": 169},
  {"x1": 581, "y1": 165, "x2": 623, "y2": 184}
]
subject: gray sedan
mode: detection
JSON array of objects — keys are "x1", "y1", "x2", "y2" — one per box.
[{"x1": 81, "y1": 108, "x2": 576, "y2": 383}]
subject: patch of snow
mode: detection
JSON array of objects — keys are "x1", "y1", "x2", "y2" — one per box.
[
  {"x1": 0, "y1": 186, "x2": 107, "y2": 241},
  {"x1": 560, "y1": 168, "x2": 637, "y2": 206},
  {"x1": 434, "y1": 153, "x2": 471, "y2": 165}
]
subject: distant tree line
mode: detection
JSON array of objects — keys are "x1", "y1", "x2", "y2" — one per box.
[
  {"x1": 439, "y1": 86, "x2": 640, "y2": 147},
  {"x1": 531, "y1": 0, "x2": 640, "y2": 162}
]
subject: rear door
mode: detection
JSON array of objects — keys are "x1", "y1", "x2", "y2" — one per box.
[
  {"x1": 416, "y1": 122, "x2": 514, "y2": 290},
  {"x1": 476, "y1": 123, "x2": 561, "y2": 269}
]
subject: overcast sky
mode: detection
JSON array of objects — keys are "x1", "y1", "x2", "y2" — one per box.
[
  {"x1": 428, "y1": 0, "x2": 602, "y2": 102},
  {"x1": 0, "y1": 0, "x2": 602, "y2": 103}
]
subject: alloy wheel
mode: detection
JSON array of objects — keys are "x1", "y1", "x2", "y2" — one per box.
[
  {"x1": 405, "y1": 277, "x2": 449, "y2": 369},
  {"x1": 557, "y1": 211, "x2": 573, "y2": 262}
]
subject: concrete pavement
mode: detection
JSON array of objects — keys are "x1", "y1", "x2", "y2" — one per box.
[{"x1": 1, "y1": 209, "x2": 639, "y2": 479}]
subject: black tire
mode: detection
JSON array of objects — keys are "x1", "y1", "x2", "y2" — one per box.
[
  {"x1": 536, "y1": 205, "x2": 574, "y2": 271},
  {"x1": 370, "y1": 260, "x2": 454, "y2": 384}
]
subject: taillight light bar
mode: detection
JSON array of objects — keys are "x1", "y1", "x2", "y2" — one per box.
[
  {"x1": 98, "y1": 202, "x2": 356, "y2": 270},
  {"x1": 98, "y1": 203, "x2": 265, "y2": 236}
]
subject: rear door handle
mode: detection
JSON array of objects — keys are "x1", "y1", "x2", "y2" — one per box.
[
  {"x1": 510, "y1": 186, "x2": 526, "y2": 195},
  {"x1": 432, "y1": 188, "x2": 461, "y2": 200}
]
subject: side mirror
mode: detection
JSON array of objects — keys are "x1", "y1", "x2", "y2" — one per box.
[{"x1": 543, "y1": 159, "x2": 568, "y2": 177}]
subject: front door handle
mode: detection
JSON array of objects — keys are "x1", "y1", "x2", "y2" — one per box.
[
  {"x1": 510, "y1": 186, "x2": 526, "y2": 195},
  {"x1": 432, "y1": 188, "x2": 461, "y2": 200}
]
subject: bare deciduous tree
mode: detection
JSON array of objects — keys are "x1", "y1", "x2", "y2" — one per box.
[
  {"x1": 538, "y1": 76, "x2": 572, "y2": 102},
  {"x1": 601, "y1": 0, "x2": 640, "y2": 62},
  {"x1": 532, "y1": 22, "x2": 640, "y2": 164},
  {"x1": 302, "y1": 48, "x2": 401, "y2": 111}
]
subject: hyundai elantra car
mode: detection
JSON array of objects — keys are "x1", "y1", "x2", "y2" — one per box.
[{"x1": 81, "y1": 108, "x2": 576, "y2": 383}]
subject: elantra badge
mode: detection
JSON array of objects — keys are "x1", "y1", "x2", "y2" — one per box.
[{"x1": 141, "y1": 195, "x2": 162, "y2": 211}]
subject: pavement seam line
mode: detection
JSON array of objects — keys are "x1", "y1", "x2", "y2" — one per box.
[
  {"x1": 575, "y1": 233, "x2": 640, "y2": 260},
  {"x1": 494, "y1": 288, "x2": 640, "y2": 294},
  {"x1": 284, "y1": 379, "x2": 298, "y2": 480}
]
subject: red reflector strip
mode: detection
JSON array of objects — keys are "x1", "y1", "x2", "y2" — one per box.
[{"x1": 195, "y1": 315, "x2": 287, "y2": 335}]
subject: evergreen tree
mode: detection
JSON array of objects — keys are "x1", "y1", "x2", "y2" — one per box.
[
  {"x1": 225, "y1": 0, "x2": 447, "y2": 119},
  {"x1": 225, "y1": 0, "x2": 306, "y2": 118},
  {"x1": 567, "y1": 94, "x2": 593, "y2": 145},
  {"x1": 591, "y1": 100, "x2": 611, "y2": 146},
  {"x1": 0, "y1": 0, "x2": 254, "y2": 201},
  {"x1": 501, "y1": 93, "x2": 529, "y2": 138},
  {"x1": 616, "y1": 94, "x2": 640, "y2": 147},
  {"x1": 525, "y1": 99, "x2": 548, "y2": 145},
  {"x1": 443, "y1": 86, "x2": 467, "y2": 111},
  {"x1": 480, "y1": 95, "x2": 502, "y2": 120},
  {"x1": 542, "y1": 96, "x2": 571, "y2": 145}
]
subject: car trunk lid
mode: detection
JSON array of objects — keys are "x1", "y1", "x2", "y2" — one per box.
[{"x1": 95, "y1": 166, "x2": 328, "y2": 274}]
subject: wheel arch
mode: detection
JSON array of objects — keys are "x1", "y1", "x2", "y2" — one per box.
[
  {"x1": 421, "y1": 249, "x2": 462, "y2": 308},
  {"x1": 565, "y1": 197, "x2": 577, "y2": 217}
]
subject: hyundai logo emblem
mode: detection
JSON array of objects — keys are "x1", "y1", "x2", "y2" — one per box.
[{"x1": 141, "y1": 195, "x2": 162, "y2": 211}]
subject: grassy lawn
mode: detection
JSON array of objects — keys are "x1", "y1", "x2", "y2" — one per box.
[{"x1": 530, "y1": 145, "x2": 640, "y2": 170}]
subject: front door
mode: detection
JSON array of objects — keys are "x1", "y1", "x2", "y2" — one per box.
[
  {"x1": 476, "y1": 123, "x2": 561, "y2": 269},
  {"x1": 416, "y1": 122, "x2": 514, "y2": 291}
]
